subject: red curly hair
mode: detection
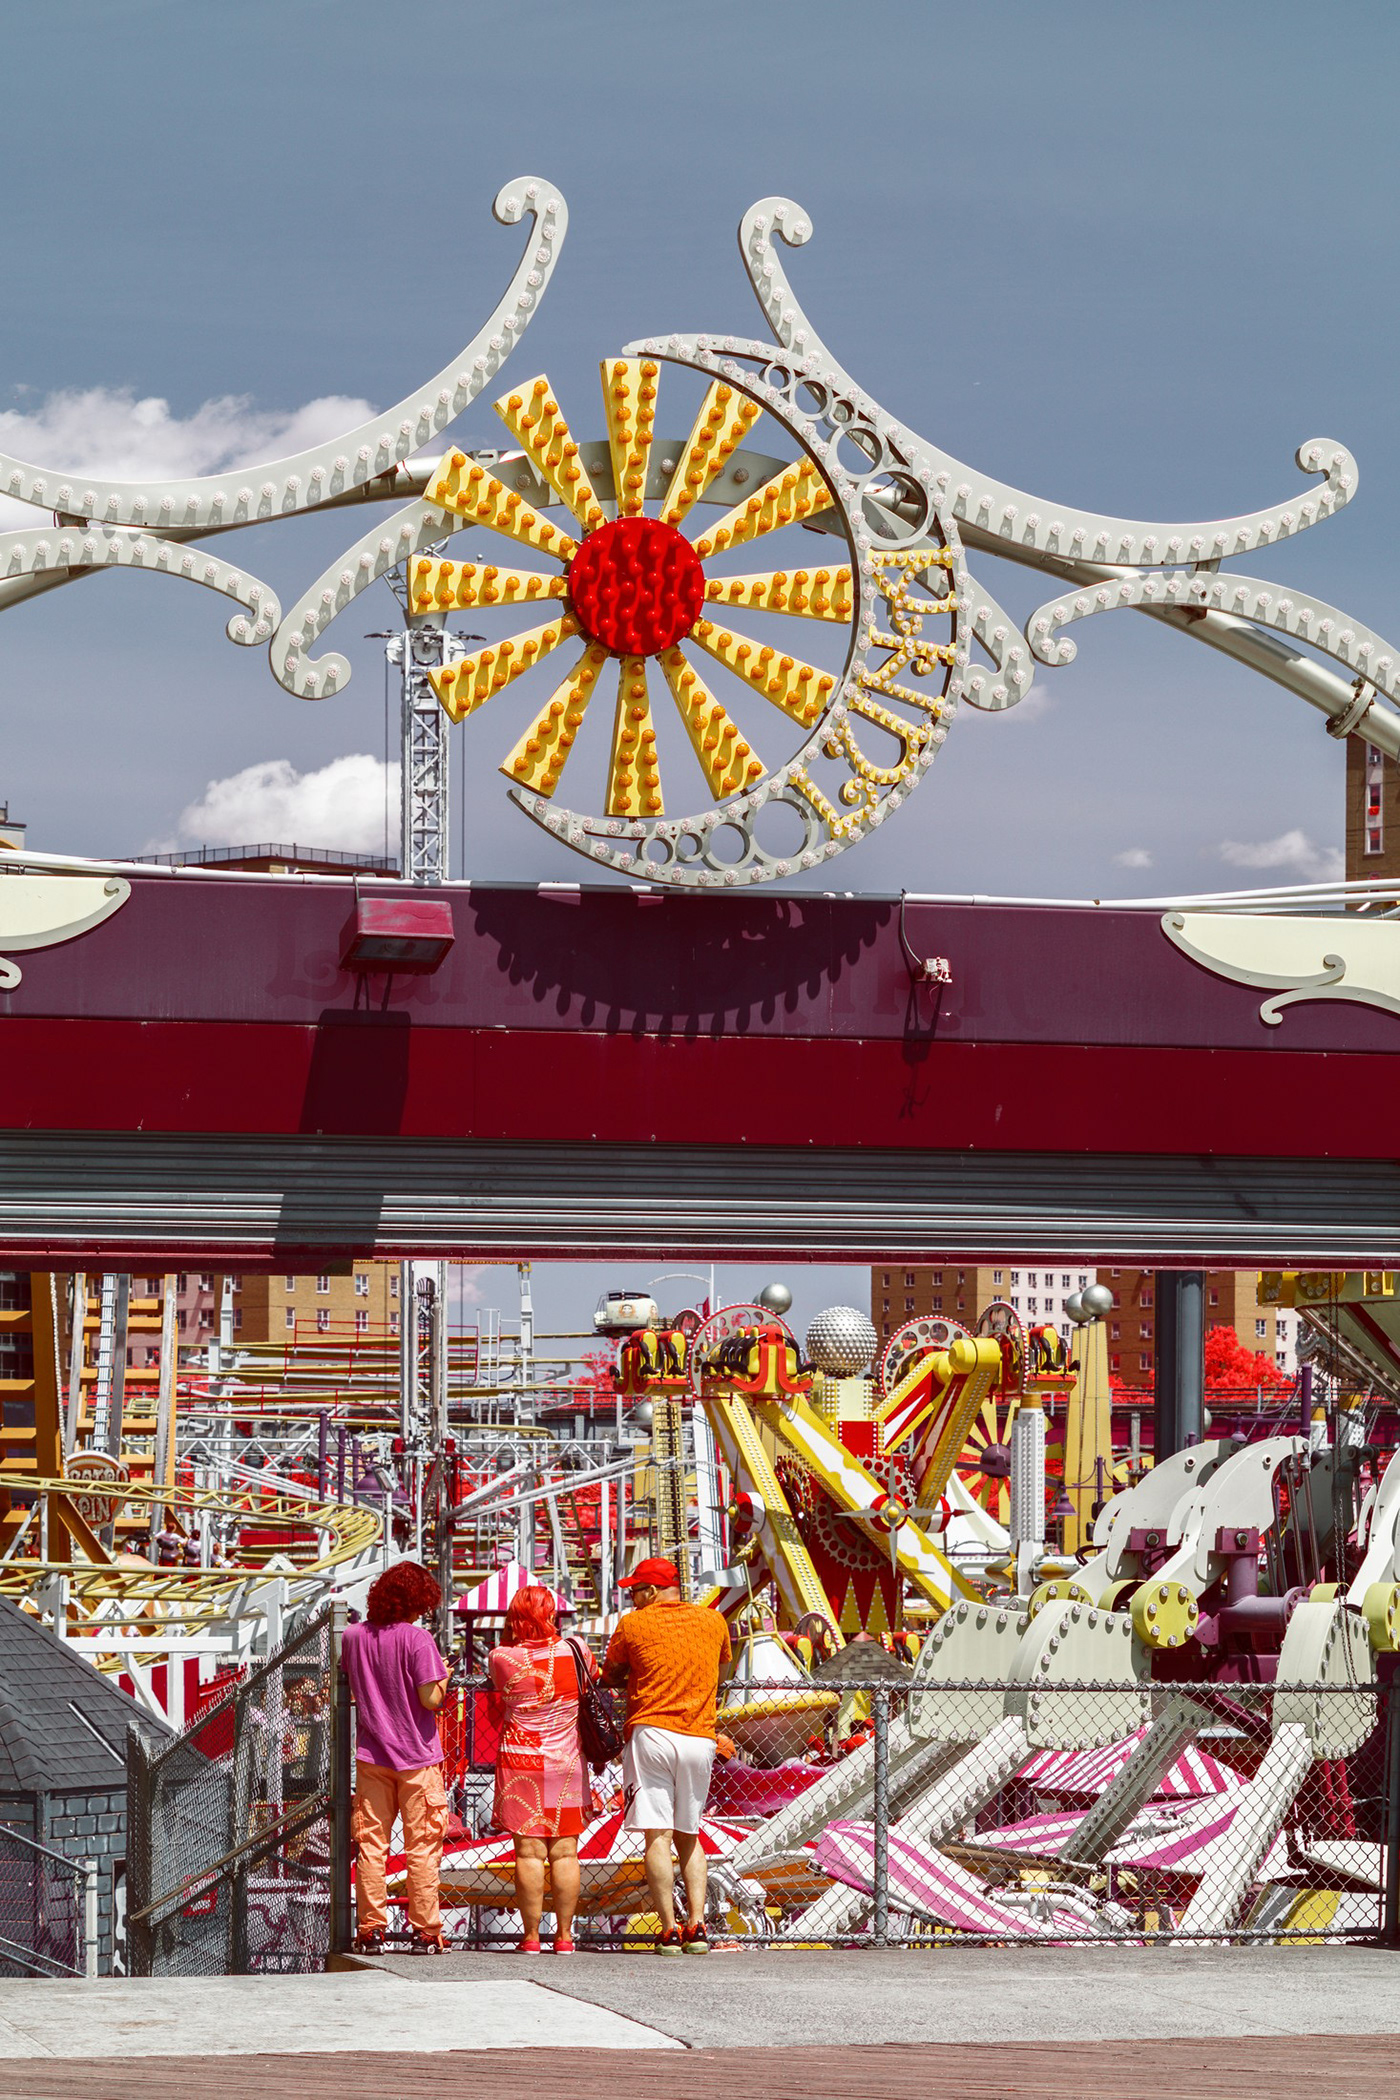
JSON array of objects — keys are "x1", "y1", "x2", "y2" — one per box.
[
  {"x1": 504, "y1": 1585, "x2": 560, "y2": 1645},
  {"x1": 366, "y1": 1560, "x2": 442, "y2": 1626}
]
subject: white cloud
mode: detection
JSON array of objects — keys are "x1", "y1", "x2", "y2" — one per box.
[
  {"x1": 0, "y1": 384, "x2": 375, "y2": 529},
  {"x1": 1218, "y1": 829, "x2": 1344, "y2": 883},
  {"x1": 172, "y1": 754, "x2": 398, "y2": 856},
  {"x1": 1113, "y1": 846, "x2": 1153, "y2": 869}
]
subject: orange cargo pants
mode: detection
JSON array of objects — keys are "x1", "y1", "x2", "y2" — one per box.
[{"x1": 352, "y1": 1760, "x2": 449, "y2": 1935}]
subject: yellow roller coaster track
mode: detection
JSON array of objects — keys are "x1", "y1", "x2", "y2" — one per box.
[{"x1": 0, "y1": 1473, "x2": 382, "y2": 1632}]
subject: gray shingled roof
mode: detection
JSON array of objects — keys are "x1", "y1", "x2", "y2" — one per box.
[{"x1": 0, "y1": 1599, "x2": 173, "y2": 1795}]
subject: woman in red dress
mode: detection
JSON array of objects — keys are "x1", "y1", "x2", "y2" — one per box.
[{"x1": 488, "y1": 1585, "x2": 598, "y2": 1953}]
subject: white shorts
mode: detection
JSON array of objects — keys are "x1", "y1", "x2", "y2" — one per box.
[{"x1": 622, "y1": 1725, "x2": 715, "y2": 1835}]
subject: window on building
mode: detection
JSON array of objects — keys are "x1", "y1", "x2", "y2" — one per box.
[
  {"x1": 390, "y1": 1311, "x2": 400, "y2": 1333},
  {"x1": 1111, "y1": 1354, "x2": 1121, "y2": 1370},
  {"x1": 1061, "y1": 1274, "x2": 1070, "y2": 1289},
  {"x1": 1028, "y1": 1297, "x2": 1038, "y2": 1314},
  {"x1": 1255, "y1": 1318, "x2": 1268, "y2": 1339},
  {"x1": 178, "y1": 1272, "x2": 188, "y2": 1292},
  {"x1": 1011, "y1": 1296, "x2": 1020, "y2": 1310},
  {"x1": 932, "y1": 1269, "x2": 943, "y2": 1284},
  {"x1": 931, "y1": 1296, "x2": 942, "y2": 1311},
  {"x1": 993, "y1": 1270, "x2": 1003, "y2": 1285},
  {"x1": 199, "y1": 1310, "x2": 211, "y2": 1328},
  {"x1": 355, "y1": 1309, "x2": 369, "y2": 1334},
  {"x1": 1110, "y1": 1322, "x2": 1121, "y2": 1338},
  {"x1": 904, "y1": 1272, "x2": 915, "y2": 1287},
  {"x1": 1138, "y1": 1353, "x2": 1151, "y2": 1371},
  {"x1": 314, "y1": 1274, "x2": 331, "y2": 1294},
  {"x1": 1370, "y1": 744, "x2": 1383, "y2": 765},
  {"x1": 1141, "y1": 1291, "x2": 1153, "y2": 1308},
  {"x1": 882, "y1": 1272, "x2": 890, "y2": 1286},
  {"x1": 1111, "y1": 1268, "x2": 1121, "y2": 1277},
  {"x1": 234, "y1": 1309, "x2": 243, "y2": 1332},
  {"x1": 285, "y1": 1276, "x2": 295, "y2": 1293},
  {"x1": 285, "y1": 1308, "x2": 295, "y2": 1330},
  {"x1": 1010, "y1": 1272, "x2": 1020, "y2": 1286},
  {"x1": 390, "y1": 1275, "x2": 399, "y2": 1298},
  {"x1": 957, "y1": 1271, "x2": 966, "y2": 1285},
  {"x1": 1209, "y1": 1290, "x2": 1219, "y2": 1306},
  {"x1": 1140, "y1": 1322, "x2": 1151, "y2": 1339},
  {"x1": 882, "y1": 1321, "x2": 891, "y2": 1335},
  {"x1": 1369, "y1": 826, "x2": 1383, "y2": 855},
  {"x1": 316, "y1": 1309, "x2": 330, "y2": 1332},
  {"x1": 1077, "y1": 1274, "x2": 1088, "y2": 1287},
  {"x1": 881, "y1": 1298, "x2": 890, "y2": 1313},
  {"x1": 904, "y1": 1297, "x2": 915, "y2": 1311},
  {"x1": 1369, "y1": 787, "x2": 1382, "y2": 816},
  {"x1": 199, "y1": 1274, "x2": 212, "y2": 1291},
  {"x1": 355, "y1": 1273, "x2": 369, "y2": 1298}
]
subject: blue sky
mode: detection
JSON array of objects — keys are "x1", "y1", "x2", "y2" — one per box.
[{"x1": 3, "y1": 0, "x2": 1396, "y2": 1327}]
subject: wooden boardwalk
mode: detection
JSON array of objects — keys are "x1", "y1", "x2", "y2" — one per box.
[{"x1": 4, "y1": 2037, "x2": 1392, "y2": 2099}]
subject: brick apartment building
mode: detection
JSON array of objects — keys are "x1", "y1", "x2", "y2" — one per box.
[
  {"x1": 871, "y1": 1263, "x2": 1095, "y2": 1342},
  {"x1": 1097, "y1": 1268, "x2": 1289, "y2": 1387},
  {"x1": 126, "y1": 1263, "x2": 401, "y2": 1363},
  {"x1": 870, "y1": 1263, "x2": 1294, "y2": 1380},
  {"x1": 1347, "y1": 736, "x2": 1399, "y2": 876}
]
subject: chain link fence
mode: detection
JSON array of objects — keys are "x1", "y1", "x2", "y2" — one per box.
[
  {"x1": 126, "y1": 1607, "x2": 350, "y2": 1975},
  {"x1": 418, "y1": 1673, "x2": 1399, "y2": 1949},
  {"x1": 0, "y1": 1826, "x2": 93, "y2": 1978}
]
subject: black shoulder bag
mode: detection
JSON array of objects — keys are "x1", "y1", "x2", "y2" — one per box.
[{"x1": 565, "y1": 1636, "x2": 623, "y2": 1770}]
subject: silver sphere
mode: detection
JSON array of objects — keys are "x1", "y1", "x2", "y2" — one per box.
[
  {"x1": 1080, "y1": 1283, "x2": 1115, "y2": 1319},
  {"x1": 629, "y1": 1400, "x2": 654, "y2": 1432},
  {"x1": 804, "y1": 1305, "x2": 878, "y2": 1377},
  {"x1": 758, "y1": 1281, "x2": 793, "y2": 1316},
  {"x1": 1063, "y1": 1291, "x2": 1088, "y2": 1325}
]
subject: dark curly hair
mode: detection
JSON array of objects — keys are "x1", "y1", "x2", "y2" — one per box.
[{"x1": 366, "y1": 1560, "x2": 442, "y2": 1626}]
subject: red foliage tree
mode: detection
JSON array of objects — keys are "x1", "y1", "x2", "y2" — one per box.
[{"x1": 1203, "y1": 1322, "x2": 1289, "y2": 1396}]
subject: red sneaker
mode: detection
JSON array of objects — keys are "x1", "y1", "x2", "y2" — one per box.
[
  {"x1": 656, "y1": 1926, "x2": 683, "y2": 1956},
  {"x1": 682, "y1": 1922, "x2": 710, "y2": 1955}
]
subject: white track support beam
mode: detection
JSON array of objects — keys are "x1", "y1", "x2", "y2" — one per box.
[
  {"x1": 1179, "y1": 1722, "x2": 1313, "y2": 1937},
  {"x1": 781, "y1": 1714, "x2": 1030, "y2": 1939}
]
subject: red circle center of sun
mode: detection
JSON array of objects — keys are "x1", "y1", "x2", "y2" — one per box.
[{"x1": 567, "y1": 516, "x2": 705, "y2": 657}]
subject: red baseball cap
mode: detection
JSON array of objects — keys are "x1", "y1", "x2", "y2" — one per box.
[{"x1": 620, "y1": 1557, "x2": 680, "y2": 1590}]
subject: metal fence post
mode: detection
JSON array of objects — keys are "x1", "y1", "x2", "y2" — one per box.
[
  {"x1": 83, "y1": 1859, "x2": 99, "y2": 1978},
  {"x1": 1385, "y1": 1679, "x2": 1400, "y2": 1948},
  {"x1": 330, "y1": 1599, "x2": 353, "y2": 1956},
  {"x1": 872, "y1": 1687, "x2": 889, "y2": 1947}
]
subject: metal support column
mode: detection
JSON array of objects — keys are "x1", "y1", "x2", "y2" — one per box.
[
  {"x1": 1154, "y1": 1270, "x2": 1204, "y2": 1461},
  {"x1": 871, "y1": 1689, "x2": 890, "y2": 1946},
  {"x1": 330, "y1": 1598, "x2": 354, "y2": 1957}
]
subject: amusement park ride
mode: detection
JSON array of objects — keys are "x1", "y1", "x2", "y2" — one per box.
[{"x1": 4, "y1": 176, "x2": 1400, "y2": 1942}]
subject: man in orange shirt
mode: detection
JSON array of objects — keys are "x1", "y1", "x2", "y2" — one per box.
[{"x1": 602, "y1": 1556, "x2": 732, "y2": 1954}]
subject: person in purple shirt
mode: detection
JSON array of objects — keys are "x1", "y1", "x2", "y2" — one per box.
[{"x1": 341, "y1": 1560, "x2": 451, "y2": 1954}]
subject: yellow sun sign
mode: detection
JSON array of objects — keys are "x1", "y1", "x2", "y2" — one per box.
[{"x1": 407, "y1": 359, "x2": 912, "y2": 824}]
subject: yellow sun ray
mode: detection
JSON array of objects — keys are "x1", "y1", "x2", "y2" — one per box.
[
  {"x1": 500, "y1": 643, "x2": 609, "y2": 796},
  {"x1": 690, "y1": 457, "x2": 833, "y2": 559},
  {"x1": 601, "y1": 358, "x2": 659, "y2": 518},
  {"x1": 494, "y1": 376, "x2": 607, "y2": 533},
  {"x1": 424, "y1": 451, "x2": 578, "y2": 561},
  {"x1": 658, "y1": 647, "x2": 766, "y2": 801},
  {"x1": 430, "y1": 615, "x2": 579, "y2": 724},
  {"x1": 703, "y1": 565, "x2": 854, "y2": 623},
  {"x1": 688, "y1": 617, "x2": 838, "y2": 730},
  {"x1": 659, "y1": 381, "x2": 763, "y2": 528},
  {"x1": 606, "y1": 656, "x2": 664, "y2": 817},
  {"x1": 409, "y1": 555, "x2": 567, "y2": 616}
]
